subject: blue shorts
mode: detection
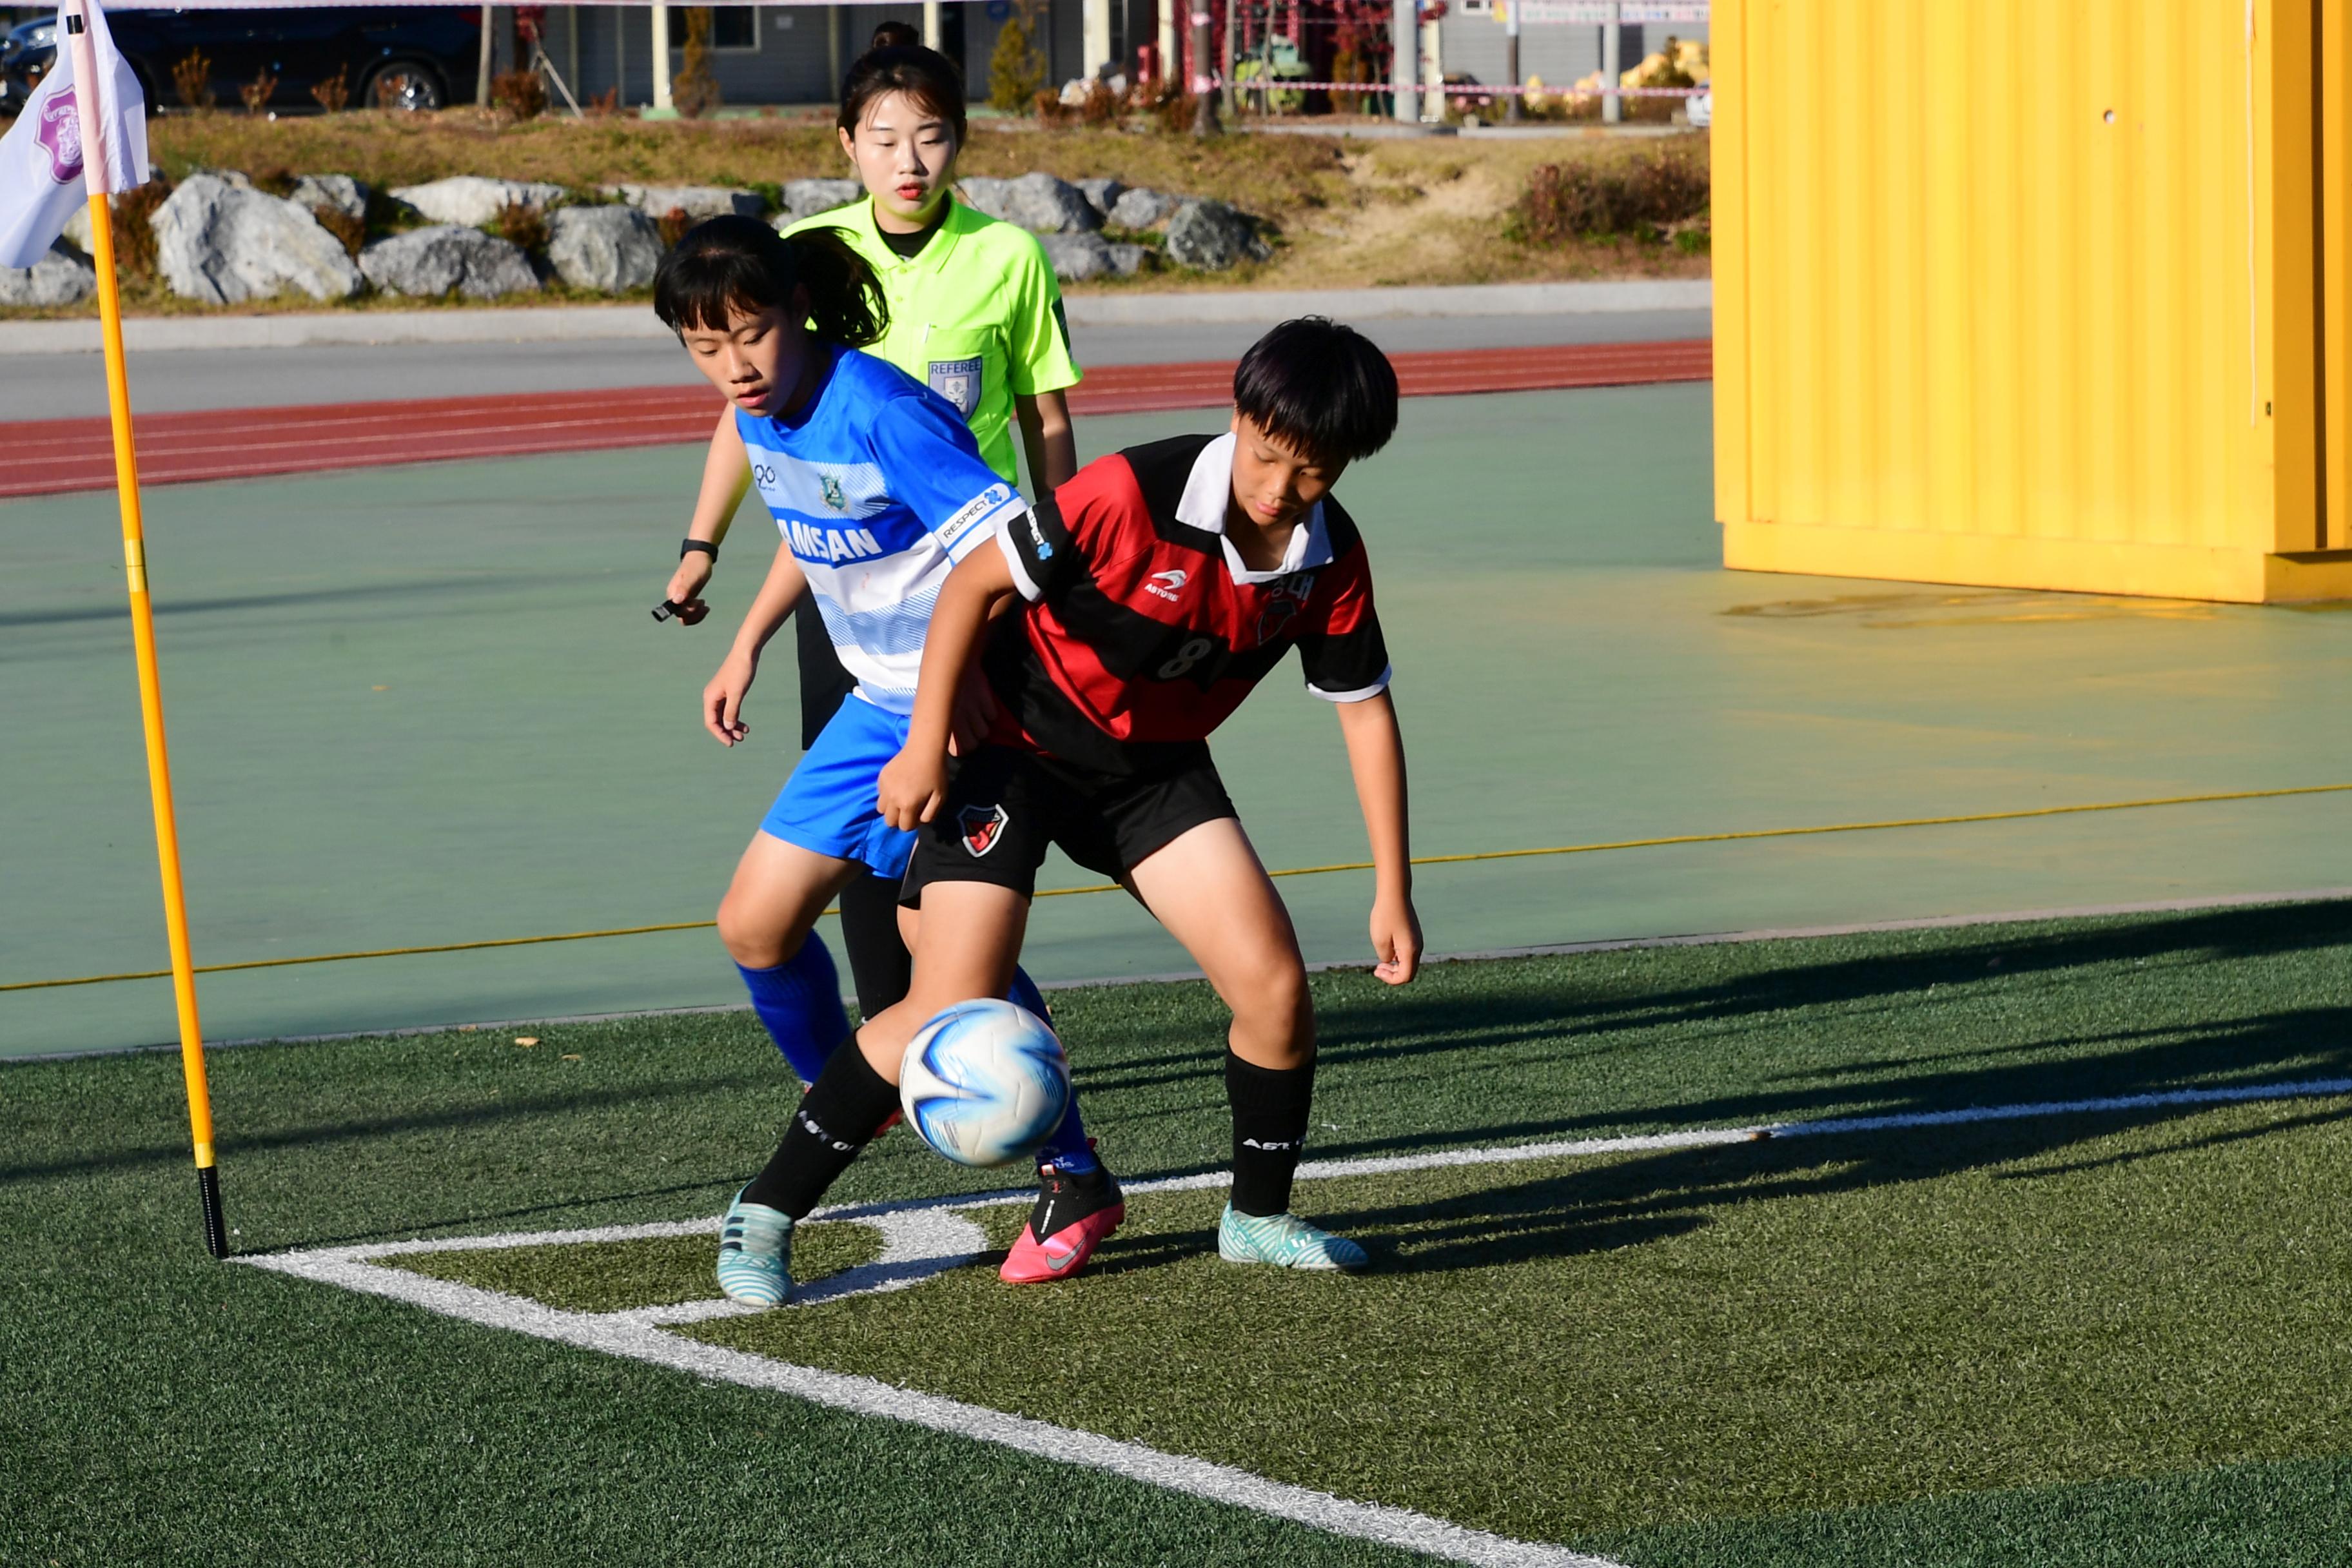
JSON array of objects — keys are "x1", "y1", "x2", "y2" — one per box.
[{"x1": 760, "y1": 694, "x2": 918, "y2": 879}]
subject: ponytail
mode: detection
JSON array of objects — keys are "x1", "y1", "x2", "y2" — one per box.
[{"x1": 652, "y1": 214, "x2": 888, "y2": 348}]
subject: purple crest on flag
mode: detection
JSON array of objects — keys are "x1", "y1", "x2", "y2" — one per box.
[{"x1": 37, "y1": 89, "x2": 84, "y2": 185}]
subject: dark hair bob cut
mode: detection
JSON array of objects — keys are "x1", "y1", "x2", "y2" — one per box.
[
  {"x1": 838, "y1": 43, "x2": 968, "y2": 148},
  {"x1": 1231, "y1": 317, "x2": 1400, "y2": 466},
  {"x1": 652, "y1": 215, "x2": 888, "y2": 347}
]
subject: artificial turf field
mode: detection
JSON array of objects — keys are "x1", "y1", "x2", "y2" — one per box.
[{"x1": 10, "y1": 900, "x2": 2352, "y2": 1565}]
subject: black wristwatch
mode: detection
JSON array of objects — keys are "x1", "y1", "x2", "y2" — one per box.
[{"x1": 680, "y1": 538, "x2": 718, "y2": 560}]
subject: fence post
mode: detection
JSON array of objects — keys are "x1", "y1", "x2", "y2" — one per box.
[
  {"x1": 1391, "y1": 0, "x2": 1415, "y2": 122},
  {"x1": 1191, "y1": 3, "x2": 1220, "y2": 132},
  {"x1": 649, "y1": 1, "x2": 672, "y2": 113},
  {"x1": 1601, "y1": 0, "x2": 1620, "y2": 123},
  {"x1": 1504, "y1": 0, "x2": 1520, "y2": 122}
]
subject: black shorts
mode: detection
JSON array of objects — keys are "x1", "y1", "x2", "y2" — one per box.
[{"x1": 906, "y1": 742, "x2": 1237, "y2": 901}]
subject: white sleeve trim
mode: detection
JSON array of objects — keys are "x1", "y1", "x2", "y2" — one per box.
[
  {"x1": 1307, "y1": 666, "x2": 1392, "y2": 703},
  {"x1": 995, "y1": 515, "x2": 1045, "y2": 602}
]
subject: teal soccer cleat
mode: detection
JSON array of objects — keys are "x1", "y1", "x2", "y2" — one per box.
[
  {"x1": 1217, "y1": 1205, "x2": 1368, "y2": 1272},
  {"x1": 715, "y1": 1188, "x2": 794, "y2": 1308}
]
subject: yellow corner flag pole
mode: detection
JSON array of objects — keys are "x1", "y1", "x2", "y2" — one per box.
[{"x1": 66, "y1": 0, "x2": 227, "y2": 1259}]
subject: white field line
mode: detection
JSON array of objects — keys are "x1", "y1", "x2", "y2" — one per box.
[
  {"x1": 236, "y1": 1244, "x2": 1614, "y2": 1568},
  {"x1": 235, "y1": 1075, "x2": 2352, "y2": 1568}
]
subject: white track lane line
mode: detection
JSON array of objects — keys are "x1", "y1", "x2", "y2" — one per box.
[{"x1": 237, "y1": 1075, "x2": 2352, "y2": 1568}]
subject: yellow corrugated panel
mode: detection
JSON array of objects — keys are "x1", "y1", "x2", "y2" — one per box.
[{"x1": 1716, "y1": 0, "x2": 2347, "y2": 602}]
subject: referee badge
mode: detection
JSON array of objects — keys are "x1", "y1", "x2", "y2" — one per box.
[
  {"x1": 928, "y1": 357, "x2": 983, "y2": 417},
  {"x1": 958, "y1": 803, "x2": 1010, "y2": 858}
]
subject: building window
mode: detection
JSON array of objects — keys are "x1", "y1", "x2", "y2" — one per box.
[{"x1": 669, "y1": 6, "x2": 761, "y2": 53}]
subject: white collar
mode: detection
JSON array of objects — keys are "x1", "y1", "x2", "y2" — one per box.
[{"x1": 1173, "y1": 431, "x2": 1333, "y2": 585}]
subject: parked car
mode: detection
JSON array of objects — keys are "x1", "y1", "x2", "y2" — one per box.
[{"x1": 0, "y1": 6, "x2": 477, "y2": 117}]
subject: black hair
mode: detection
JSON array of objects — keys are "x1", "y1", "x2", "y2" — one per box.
[
  {"x1": 838, "y1": 43, "x2": 968, "y2": 148},
  {"x1": 1232, "y1": 317, "x2": 1400, "y2": 466},
  {"x1": 652, "y1": 215, "x2": 888, "y2": 346},
  {"x1": 868, "y1": 20, "x2": 921, "y2": 49}
]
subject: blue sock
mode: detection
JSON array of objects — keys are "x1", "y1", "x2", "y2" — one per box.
[
  {"x1": 737, "y1": 936, "x2": 850, "y2": 1084},
  {"x1": 1003, "y1": 966, "x2": 1096, "y2": 1172},
  {"x1": 1034, "y1": 1090, "x2": 1097, "y2": 1174},
  {"x1": 1006, "y1": 965, "x2": 1051, "y2": 1022}
]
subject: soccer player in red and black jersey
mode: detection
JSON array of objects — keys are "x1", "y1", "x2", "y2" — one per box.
[{"x1": 734, "y1": 318, "x2": 1421, "y2": 1279}]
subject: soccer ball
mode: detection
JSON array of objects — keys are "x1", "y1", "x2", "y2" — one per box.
[{"x1": 898, "y1": 999, "x2": 1072, "y2": 1168}]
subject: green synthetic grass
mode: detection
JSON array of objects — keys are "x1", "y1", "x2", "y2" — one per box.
[
  {"x1": 389, "y1": 1225, "x2": 883, "y2": 1313},
  {"x1": 6, "y1": 903, "x2": 2352, "y2": 1564},
  {"x1": 688, "y1": 1106, "x2": 2352, "y2": 1542}
]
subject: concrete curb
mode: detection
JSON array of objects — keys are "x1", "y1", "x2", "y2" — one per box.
[{"x1": 0, "y1": 279, "x2": 1711, "y2": 355}]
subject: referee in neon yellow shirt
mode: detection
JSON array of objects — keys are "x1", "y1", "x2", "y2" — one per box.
[{"x1": 660, "y1": 34, "x2": 1084, "y2": 1023}]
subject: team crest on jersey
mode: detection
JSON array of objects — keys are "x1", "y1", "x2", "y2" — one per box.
[
  {"x1": 1255, "y1": 571, "x2": 1316, "y2": 643},
  {"x1": 928, "y1": 357, "x2": 983, "y2": 418},
  {"x1": 819, "y1": 474, "x2": 848, "y2": 511},
  {"x1": 958, "y1": 803, "x2": 1010, "y2": 858}
]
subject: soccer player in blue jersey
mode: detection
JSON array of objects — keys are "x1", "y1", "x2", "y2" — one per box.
[{"x1": 651, "y1": 217, "x2": 1117, "y2": 1305}]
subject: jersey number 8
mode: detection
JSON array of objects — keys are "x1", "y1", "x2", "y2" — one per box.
[{"x1": 1157, "y1": 638, "x2": 1215, "y2": 680}]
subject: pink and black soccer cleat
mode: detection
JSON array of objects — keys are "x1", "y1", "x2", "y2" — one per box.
[{"x1": 1000, "y1": 1158, "x2": 1124, "y2": 1284}]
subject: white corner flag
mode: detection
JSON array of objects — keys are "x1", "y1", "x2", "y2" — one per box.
[{"x1": 0, "y1": 0, "x2": 147, "y2": 268}]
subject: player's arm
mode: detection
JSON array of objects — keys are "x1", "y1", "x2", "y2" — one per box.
[
  {"x1": 1333, "y1": 690, "x2": 1421, "y2": 985},
  {"x1": 1013, "y1": 390, "x2": 1077, "y2": 492},
  {"x1": 662, "y1": 407, "x2": 754, "y2": 625},
  {"x1": 702, "y1": 540, "x2": 807, "y2": 748},
  {"x1": 877, "y1": 543, "x2": 1019, "y2": 827}
]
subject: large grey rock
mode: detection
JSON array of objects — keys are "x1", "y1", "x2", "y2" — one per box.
[
  {"x1": 607, "y1": 184, "x2": 765, "y2": 220},
  {"x1": 1162, "y1": 199, "x2": 1271, "y2": 271},
  {"x1": 781, "y1": 179, "x2": 862, "y2": 220},
  {"x1": 547, "y1": 204, "x2": 662, "y2": 293},
  {"x1": 1002, "y1": 172, "x2": 1101, "y2": 234},
  {"x1": 1039, "y1": 231, "x2": 1113, "y2": 282},
  {"x1": 1109, "y1": 186, "x2": 1179, "y2": 229},
  {"x1": 289, "y1": 173, "x2": 369, "y2": 220},
  {"x1": 388, "y1": 175, "x2": 565, "y2": 227},
  {"x1": 1105, "y1": 242, "x2": 1151, "y2": 278},
  {"x1": 0, "y1": 239, "x2": 97, "y2": 306},
  {"x1": 954, "y1": 177, "x2": 1011, "y2": 222},
  {"x1": 360, "y1": 224, "x2": 539, "y2": 300},
  {"x1": 153, "y1": 175, "x2": 365, "y2": 304},
  {"x1": 1074, "y1": 177, "x2": 1125, "y2": 219}
]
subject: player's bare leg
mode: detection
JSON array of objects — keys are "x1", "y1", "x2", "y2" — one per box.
[
  {"x1": 854, "y1": 879, "x2": 1034, "y2": 1082},
  {"x1": 1128, "y1": 819, "x2": 1365, "y2": 1271}
]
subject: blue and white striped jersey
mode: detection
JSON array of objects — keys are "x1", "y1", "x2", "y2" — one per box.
[{"x1": 736, "y1": 343, "x2": 1027, "y2": 714}]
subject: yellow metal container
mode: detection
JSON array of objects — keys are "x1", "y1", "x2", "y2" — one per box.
[{"x1": 1712, "y1": 0, "x2": 2352, "y2": 602}]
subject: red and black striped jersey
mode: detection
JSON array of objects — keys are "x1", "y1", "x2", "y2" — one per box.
[{"x1": 985, "y1": 431, "x2": 1391, "y2": 772}]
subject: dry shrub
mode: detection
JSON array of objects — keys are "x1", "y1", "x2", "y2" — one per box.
[
  {"x1": 1511, "y1": 148, "x2": 1708, "y2": 246},
  {"x1": 112, "y1": 180, "x2": 172, "y2": 279},
  {"x1": 240, "y1": 66, "x2": 277, "y2": 115},
  {"x1": 1147, "y1": 84, "x2": 1197, "y2": 136},
  {"x1": 1032, "y1": 88, "x2": 1070, "y2": 128},
  {"x1": 656, "y1": 206, "x2": 693, "y2": 248},
  {"x1": 492, "y1": 68, "x2": 547, "y2": 121},
  {"x1": 1078, "y1": 79, "x2": 1118, "y2": 127},
  {"x1": 674, "y1": 8, "x2": 722, "y2": 119},
  {"x1": 310, "y1": 63, "x2": 351, "y2": 113},
  {"x1": 585, "y1": 85, "x2": 620, "y2": 119},
  {"x1": 172, "y1": 50, "x2": 213, "y2": 111},
  {"x1": 496, "y1": 201, "x2": 550, "y2": 253},
  {"x1": 315, "y1": 205, "x2": 365, "y2": 259}
]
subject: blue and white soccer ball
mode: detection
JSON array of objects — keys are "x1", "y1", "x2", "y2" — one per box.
[{"x1": 898, "y1": 999, "x2": 1071, "y2": 1168}]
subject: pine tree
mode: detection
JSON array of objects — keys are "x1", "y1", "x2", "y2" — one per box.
[{"x1": 988, "y1": 5, "x2": 1044, "y2": 112}]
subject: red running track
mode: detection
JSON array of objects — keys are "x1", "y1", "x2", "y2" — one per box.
[{"x1": 1, "y1": 339, "x2": 1710, "y2": 500}]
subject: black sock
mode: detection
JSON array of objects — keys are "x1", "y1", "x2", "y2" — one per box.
[
  {"x1": 742, "y1": 1039, "x2": 901, "y2": 1220},
  {"x1": 1226, "y1": 1052, "x2": 1315, "y2": 1217},
  {"x1": 835, "y1": 870, "x2": 914, "y2": 1019}
]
